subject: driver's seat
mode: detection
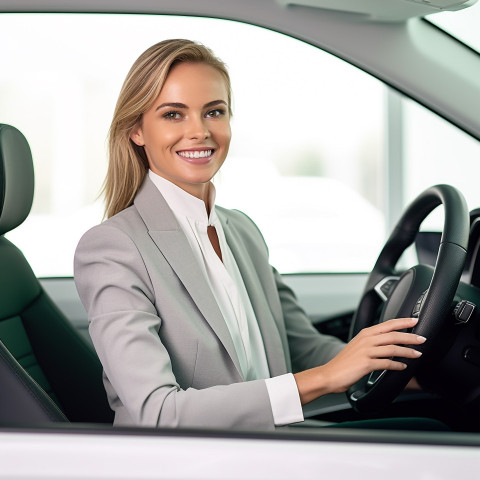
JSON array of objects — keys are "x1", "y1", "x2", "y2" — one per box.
[{"x1": 0, "y1": 123, "x2": 113, "y2": 424}]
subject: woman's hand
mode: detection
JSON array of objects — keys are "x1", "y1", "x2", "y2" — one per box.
[{"x1": 293, "y1": 317, "x2": 426, "y2": 405}]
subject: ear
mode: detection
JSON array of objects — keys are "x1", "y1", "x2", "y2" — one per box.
[{"x1": 130, "y1": 124, "x2": 145, "y2": 146}]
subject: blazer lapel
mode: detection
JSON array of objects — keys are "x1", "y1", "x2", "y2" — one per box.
[
  {"x1": 134, "y1": 178, "x2": 243, "y2": 377},
  {"x1": 219, "y1": 211, "x2": 289, "y2": 377}
]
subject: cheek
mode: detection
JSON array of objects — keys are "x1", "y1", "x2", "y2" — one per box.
[
  {"x1": 218, "y1": 123, "x2": 232, "y2": 148},
  {"x1": 146, "y1": 128, "x2": 180, "y2": 153}
]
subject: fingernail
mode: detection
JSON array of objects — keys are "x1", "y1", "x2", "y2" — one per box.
[
  {"x1": 410, "y1": 318, "x2": 419, "y2": 324},
  {"x1": 417, "y1": 336, "x2": 427, "y2": 343},
  {"x1": 413, "y1": 350, "x2": 423, "y2": 357}
]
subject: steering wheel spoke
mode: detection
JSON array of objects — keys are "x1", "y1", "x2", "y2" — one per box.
[
  {"x1": 366, "y1": 369, "x2": 387, "y2": 387},
  {"x1": 373, "y1": 276, "x2": 401, "y2": 302}
]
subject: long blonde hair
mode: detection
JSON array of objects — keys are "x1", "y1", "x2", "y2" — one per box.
[{"x1": 103, "y1": 39, "x2": 232, "y2": 218}]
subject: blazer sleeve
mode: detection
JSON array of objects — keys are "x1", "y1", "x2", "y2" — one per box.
[
  {"x1": 273, "y1": 267, "x2": 345, "y2": 372},
  {"x1": 74, "y1": 222, "x2": 275, "y2": 430}
]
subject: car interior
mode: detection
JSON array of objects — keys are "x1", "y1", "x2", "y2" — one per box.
[
  {"x1": 0, "y1": 124, "x2": 112, "y2": 425},
  {"x1": 1, "y1": 0, "x2": 480, "y2": 462},
  {"x1": 2, "y1": 115, "x2": 480, "y2": 432}
]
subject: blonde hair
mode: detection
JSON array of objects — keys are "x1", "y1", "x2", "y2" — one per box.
[{"x1": 103, "y1": 39, "x2": 232, "y2": 218}]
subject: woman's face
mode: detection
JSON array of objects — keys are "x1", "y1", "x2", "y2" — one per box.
[{"x1": 130, "y1": 62, "x2": 231, "y2": 200}]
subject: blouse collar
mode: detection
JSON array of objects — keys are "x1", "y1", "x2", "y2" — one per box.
[{"x1": 148, "y1": 170, "x2": 217, "y2": 226}]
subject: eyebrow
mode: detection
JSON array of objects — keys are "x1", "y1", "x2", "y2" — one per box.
[{"x1": 155, "y1": 100, "x2": 227, "y2": 111}]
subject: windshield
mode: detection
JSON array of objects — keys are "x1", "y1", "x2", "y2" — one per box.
[{"x1": 427, "y1": 0, "x2": 480, "y2": 53}]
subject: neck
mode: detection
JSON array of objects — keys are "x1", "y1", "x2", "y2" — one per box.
[
  {"x1": 203, "y1": 184, "x2": 212, "y2": 215},
  {"x1": 175, "y1": 180, "x2": 212, "y2": 215},
  {"x1": 147, "y1": 169, "x2": 214, "y2": 215}
]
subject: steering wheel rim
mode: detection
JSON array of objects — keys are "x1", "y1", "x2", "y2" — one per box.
[{"x1": 347, "y1": 184, "x2": 469, "y2": 413}]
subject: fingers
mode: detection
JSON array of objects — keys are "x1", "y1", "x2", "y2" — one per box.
[
  {"x1": 372, "y1": 345, "x2": 423, "y2": 360},
  {"x1": 364, "y1": 317, "x2": 418, "y2": 335},
  {"x1": 318, "y1": 317, "x2": 427, "y2": 395},
  {"x1": 369, "y1": 331, "x2": 427, "y2": 347},
  {"x1": 350, "y1": 318, "x2": 426, "y2": 373},
  {"x1": 353, "y1": 345, "x2": 422, "y2": 375},
  {"x1": 356, "y1": 318, "x2": 426, "y2": 345},
  {"x1": 370, "y1": 358, "x2": 409, "y2": 371}
]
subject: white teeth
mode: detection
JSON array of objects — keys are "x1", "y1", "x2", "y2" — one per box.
[{"x1": 178, "y1": 150, "x2": 212, "y2": 159}]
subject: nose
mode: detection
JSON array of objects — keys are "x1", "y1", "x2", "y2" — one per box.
[{"x1": 186, "y1": 115, "x2": 210, "y2": 140}]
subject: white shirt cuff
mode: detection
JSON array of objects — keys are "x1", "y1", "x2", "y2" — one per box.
[{"x1": 264, "y1": 373, "x2": 304, "y2": 426}]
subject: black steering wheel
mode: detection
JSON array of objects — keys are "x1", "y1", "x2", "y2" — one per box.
[{"x1": 347, "y1": 184, "x2": 469, "y2": 413}]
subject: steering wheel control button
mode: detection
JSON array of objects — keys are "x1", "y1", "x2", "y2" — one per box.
[
  {"x1": 412, "y1": 290, "x2": 428, "y2": 317},
  {"x1": 380, "y1": 280, "x2": 395, "y2": 297},
  {"x1": 454, "y1": 300, "x2": 476, "y2": 324},
  {"x1": 464, "y1": 347, "x2": 480, "y2": 367},
  {"x1": 374, "y1": 276, "x2": 400, "y2": 301}
]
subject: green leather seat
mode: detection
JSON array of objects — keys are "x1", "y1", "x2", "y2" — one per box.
[{"x1": 0, "y1": 124, "x2": 113, "y2": 424}]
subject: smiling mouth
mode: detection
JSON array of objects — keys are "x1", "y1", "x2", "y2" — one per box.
[{"x1": 177, "y1": 149, "x2": 214, "y2": 159}]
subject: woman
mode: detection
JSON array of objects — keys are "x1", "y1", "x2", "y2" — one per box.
[{"x1": 74, "y1": 39, "x2": 425, "y2": 430}]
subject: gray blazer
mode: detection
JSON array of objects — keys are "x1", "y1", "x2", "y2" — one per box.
[{"x1": 74, "y1": 177, "x2": 344, "y2": 430}]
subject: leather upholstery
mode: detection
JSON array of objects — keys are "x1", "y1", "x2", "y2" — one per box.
[
  {"x1": 0, "y1": 124, "x2": 34, "y2": 236},
  {"x1": 0, "y1": 338, "x2": 66, "y2": 424},
  {"x1": 0, "y1": 124, "x2": 113, "y2": 424}
]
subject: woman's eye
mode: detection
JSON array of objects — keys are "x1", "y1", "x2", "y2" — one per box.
[
  {"x1": 163, "y1": 111, "x2": 181, "y2": 120},
  {"x1": 206, "y1": 108, "x2": 225, "y2": 118}
]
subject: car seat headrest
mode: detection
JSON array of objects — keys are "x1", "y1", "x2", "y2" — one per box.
[{"x1": 0, "y1": 124, "x2": 35, "y2": 236}]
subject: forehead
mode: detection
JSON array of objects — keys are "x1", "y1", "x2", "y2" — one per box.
[{"x1": 158, "y1": 62, "x2": 228, "y2": 103}]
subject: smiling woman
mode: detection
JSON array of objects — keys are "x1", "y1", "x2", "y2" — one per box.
[
  {"x1": 72, "y1": 38, "x2": 426, "y2": 430},
  {"x1": 103, "y1": 41, "x2": 233, "y2": 218},
  {"x1": 129, "y1": 63, "x2": 231, "y2": 204}
]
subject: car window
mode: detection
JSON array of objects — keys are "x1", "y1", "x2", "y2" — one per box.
[
  {"x1": 427, "y1": 0, "x2": 480, "y2": 54},
  {"x1": 403, "y1": 97, "x2": 480, "y2": 230},
  {"x1": 1, "y1": 13, "x2": 479, "y2": 276}
]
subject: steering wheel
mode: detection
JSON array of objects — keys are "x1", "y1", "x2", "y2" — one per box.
[{"x1": 347, "y1": 184, "x2": 469, "y2": 413}]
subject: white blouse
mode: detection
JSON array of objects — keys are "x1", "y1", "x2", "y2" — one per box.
[{"x1": 149, "y1": 171, "x2": 303, "y2": 426}]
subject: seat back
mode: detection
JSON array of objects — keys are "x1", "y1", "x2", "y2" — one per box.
[
  {"x1": 0, "y1": 337, "x2": 66, "y2": 424},
  {"x1": 0, "y1": 124, "x2": 113, "y2": 424}
]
